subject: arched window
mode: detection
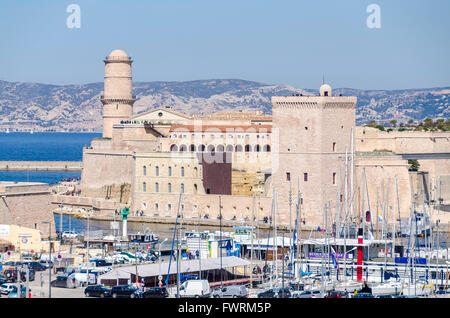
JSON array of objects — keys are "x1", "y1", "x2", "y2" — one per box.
[
  {"x1": 194, "y1": 184, "x2": 197, "y2": 194},
  {"x1": 216, "y1": 145, "x2": 224, "y2": 152},
  {"x1": 170, "y1": 144, "x2": 178, "y2": 152},
  {"x1": 168, "y1": 183, "x2": 172, "y2": 193},
  {"x1": 181, "y1": 166, "x2": 185, "y2": 177},
  {"x1": 255, "y1": 145, "x2": 261, "y2": 152},
  {"x1": 194, "y1": 167, "x2": 198, "y2": 177},
  {"x1": 226, "y1": 145, "x2": 234, "y2": 152},
  {"x1": 168, "y1": 166, "x2": 172, "y2": 176},
  {"x1": 143, "y1": 182, "x2": 146, "y2": 192},
  {"x1": 155, "y1": 182, "x2": 159, "y2": 193},
  {"x1": 155, "y1": 203, "x2": 159, "y2": 211},
  {"x1": 181, "y1": 183, "x2": 184, "y2": 193},
  {"x1": 245, "y1": 145, "x2": 251, "y2": 152},
  {"x1": 179, "y1": 144, "x2": 187, "y2": 152},
  {"x1": 199, "y1": 144, "x2": 206, "y2": 152},
  {"x1": 207, "y1": 145, "x2": 215, "y2": 153},
  {"x1": 235, "y1": 145, "x2": 243, "y2": 152},
  {"x1": 143, "y1": 166, "x2": 146, "y2": 176},
  {"x1": 155, "y1": 166, "x2": 159, "y2": 176},
  {"x1": 168, "y1": 204, "x2": 172, "y2": 212},
  {"x1": 190, "y1": 144, "x2": 196, "y2": 152},
  {"x1": 263, "y1": 144, "x2": 271, "y2": 152}
]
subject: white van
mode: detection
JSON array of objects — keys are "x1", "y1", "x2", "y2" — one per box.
[{"x1": 179, "y1": 280, "x2": 211, "y2": 298}]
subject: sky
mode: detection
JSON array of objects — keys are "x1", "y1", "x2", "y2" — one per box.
[{"x1": 0, "y1": 0, "x2": 449, "y2": 90}]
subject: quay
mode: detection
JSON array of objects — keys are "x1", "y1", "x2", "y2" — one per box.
[{"x1": 0, "y1": 160, "x2": 82, "y2": 172}]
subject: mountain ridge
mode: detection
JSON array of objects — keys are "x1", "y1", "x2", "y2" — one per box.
[{"x1": 0, "y1": 79, "x2": 448, "y2": 132}]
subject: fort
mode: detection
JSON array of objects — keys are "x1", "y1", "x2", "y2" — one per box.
[{"x1": 4, "y1": 49, "x2": 450, "y2": 235}]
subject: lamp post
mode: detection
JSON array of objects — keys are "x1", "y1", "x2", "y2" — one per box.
[
  {"x1": 42, "y1": 221, "x2": 52, "y2": 298},
  {"x1": 158, "y1": 238, "x2": 168, "y2": 287}
]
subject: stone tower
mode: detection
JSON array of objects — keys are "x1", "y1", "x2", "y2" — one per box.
[
  {"x1": 101, "y1": 49, "x2": 136, "y2": 138},
  {"x1": 271, "y1": 84, "x2": 357, "y2": 227}
]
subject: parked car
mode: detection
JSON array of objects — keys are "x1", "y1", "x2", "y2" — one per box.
[
  {"x1": 24, "y1": 261, "x2": 47, "y2": 272},
  {"x1": 62, "y1": 231, "x2": 79, "y2": 239},
  {"x1": 352, "y1": 292, "x2": 374, "y2": 298},
  {"x1": 142, "y1": 287, "x2": 169, "y2": 298},
  {"x1": 3, "y1": 268, "x2": 35, "y2": 282},
  {"x1": 292, "y1": 290, "x2": 321, "y2": 298},
  {"x1": 39, "y1": 260, "x2": 54, "y2": 269},
  {"x1": 0, "y1": 276, "x2": 7, "y2": 285},
  {"x1": 84, "y1": 285, "x2": 111, "y2": 298},
  {"x1": 51, "y1": 276, "x2": 71, "y2": 288},
  {"x1": 91, "y1": 259, "x2": 113, "y2": 267},
  {"x1": 8, "y1": 285, "x2": 28, "y2": 298},
  {"x1": 325, "y1": 290, "x2": 348, "y2": 298},
  {"x1": 0, "y1": 283, "x2": 17, "y2": 295},
  {"x1": 3, "y1": 261, "x2": 22, "y2": 267},
  {"x1": 211, "y1": 285, "x2": 248, "y2": 298},
  {"x1": 110, "y1": 285, "x2": 139, "y2": 298},
  {"x1": 179, "y1": 280, "x2": 211, "y2": 298},
  {"x1": 257, "y1": 288, "x2": 291, "y2": 298},
  {"x1": 375, "y1": 294, "x2": 394, "y2": 298}
]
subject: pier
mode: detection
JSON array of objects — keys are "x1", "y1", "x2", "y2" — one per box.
[{"x1": 0, "y1": 160, "x2": 82, "y2": 171}]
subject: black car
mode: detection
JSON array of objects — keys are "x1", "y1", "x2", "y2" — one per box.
[
  {"x1": 257, "y1": 288, "x2": 291, "y2": 298},
  {"x1": 51, "y1": 276, "x2": 69, "y2": 288},
  {"x1": 92, "y1": 259, "x2": 113, "y2": 267},
  {"x1": 25, "y1": 261, "x2": 47, "y2": 272},
  {"x1": 111, "y1": 285, "x2": 139, "y2": 298},
  {"x1": 84, "y1": 285, "x2": 111, "y2": 298},
  {"x1": 142, "y1": 287, "x2": 169, "y2": 298}
]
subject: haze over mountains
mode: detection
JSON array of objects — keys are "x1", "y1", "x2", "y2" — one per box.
[{"x1": 0, "y1": 79, "x2": 448, "y2": 132}]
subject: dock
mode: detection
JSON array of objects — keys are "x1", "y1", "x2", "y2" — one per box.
[{"x1": 0, "y1": 161, "x2": 82, "y2": 171}]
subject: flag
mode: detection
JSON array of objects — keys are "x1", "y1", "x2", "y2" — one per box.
[{"x1": 330, "y1": 246, "x2": 338, "y2": 269}]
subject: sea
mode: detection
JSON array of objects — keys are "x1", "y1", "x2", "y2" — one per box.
[{"x1": 0, "y1": 132, "x2": 100, "y2": 184}]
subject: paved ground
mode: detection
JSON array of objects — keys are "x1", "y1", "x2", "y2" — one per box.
[{"x1": 0, "y1": 270, "x2": 85, "y2": 298}]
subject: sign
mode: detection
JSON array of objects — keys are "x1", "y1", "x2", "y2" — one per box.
[
  {"x1": 110, "y1": 222, "x2": 119, "y2": 230},
  {"x1": 308, "y1": 252, "x2": 353, "y2": 259},
  {"x1": 0, "y1": 225, "x2": 10, "y2": 236}
]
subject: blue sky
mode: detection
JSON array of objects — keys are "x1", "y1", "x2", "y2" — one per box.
[{"x1": 0, "y1": 0, "x2": 449, "y2": 90}]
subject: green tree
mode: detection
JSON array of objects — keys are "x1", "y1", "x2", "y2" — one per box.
[
  {"x1": 389, "y1": 120, "x2": 397, "y2": 127},
  {"x1": 408, "y1": 159, "x2": 420, "y2": 172}
]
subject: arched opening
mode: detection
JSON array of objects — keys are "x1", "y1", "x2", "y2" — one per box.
[
  {"x1": 245, "y1": 145, "x2": 251, "y2": 152},
  {"x1": 254, "y1": 145, "x2": 261, "y2": 152},
  {"x1": 235, "y1": 145, "x2": 243, "y2": 152},
  {"x1": 179, "y1": 144, "x2": 187, "y2": 152},
  {"x1": 155, "y1": 182, "x2": 159, "y2": 193},
  {"x1": 170, "y1": 144, "x2": 178, "y2": 152},
  {"x1": 181, "y1": 166, "x2": 185, "y2": 177},
  {"x1": 263, "y1": 144, "x2": 271, "y2": 152},
  {"x1": 190, "y1": 144, "x2": 196, "y2": 152},
  {"x1": 143, "y1": 166, "x2": 146, "y2": 176},
  {"x1": 216, "y1": 145, "x2": 224, "y2": 152},
  {"x1": 142, "y1": 182, "x2": 146, "y2": 192},
  {"x1": 199, "y1": 144, "x2": 206, "y2": 152},
  {"x1": 226, "y1": 145, "x2": 234, "y2": 152},
  {"x1": 207, "y1": 145, "x2": 215, "y2": 153}
]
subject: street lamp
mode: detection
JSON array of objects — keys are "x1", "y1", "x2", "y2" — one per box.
[
  {"x1": 158, "y1": 238, "x2": 168, "y2": 287},
  {"x1": 42, "y1": 221, "x2": 52, "y2": 298}
]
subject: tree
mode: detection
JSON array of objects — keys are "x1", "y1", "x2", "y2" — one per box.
[
  {"x1": 389, "y1": 120, "x2": 397, "y2": 127},
  {"x1": 408, "y1": 159, "x2": 420, "y2": 172}
]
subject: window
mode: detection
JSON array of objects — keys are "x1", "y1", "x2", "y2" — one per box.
[
  {"x1": 226, "y1": 145, "x2": 234, "y2": 152},
  {"x1": 168, "y1": 204, "x2": 172, "y2": 212},
  {"x1": 333, "y1": 172, "x2": 336, "y2": 185},
  {"x1": 155, "y1": 182, "x2": 159, "y2": 193},
  {"x1": 194, "y1": 184, "x2": 197, "y2": 194},
  {"x1": 332, "y1": 142, "x2": 336, "y2": 152},
  {"x1": 181, "y1": 183, "x2": 184, "y2": 193},
  {"x1": 155, "y1": 166, "x2": 159, "y2": 176},
  {"x1": 216, "y1": 145, "x2": 224, "y2": 152},
  {"x1": 155, "y1": 203, "x2": 159, "y2": 211},
  {"x1": 143, "y1": 166, "x2": 146, "y2": 176},
  {"x1": 263, "y1": 145, "x2": 271, "y2": 152},
  {"x1": 286, "y1": 172, "x2": 290, "y2": 181},
  {"x1": 181, "y1": 167, "x2": 185, "y2": 177},
  {"x1": 168, "y1": 166, "x2": 172, "y2": 176},
  {"x1": 168, "y1": 183, "x2": 172, "y2": 193},
  {"x1": 304, "y1": 173, "x2": 308, "y2": 182},
  {"x1": 190, "y1": 144, "x2": 196, "y2": 152},
  {"x1": 255, "y1": 145, "x2": 261, "y2": 152},
  {"x1": 235, "y1": 145, "x2": 243, "y2": 152},
  {"x1": 245, "y1": 145, "x2": 251, "y2": 152},
  {"x1": 170, "y1": 144, "x2": 178, "y2": 152},
  {"x1": 143, "y1": 182, "x2": 146, "y2": 192}
]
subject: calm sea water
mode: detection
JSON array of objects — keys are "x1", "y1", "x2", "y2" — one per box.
[{"x1": 0, "y1": 132, "x2": 100, "y2": 184}]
